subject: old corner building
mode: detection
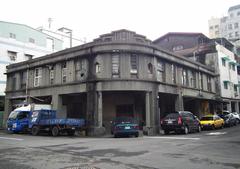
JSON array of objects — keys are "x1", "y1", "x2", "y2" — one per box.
[{"x1": 4, "y1": 30, "x2": 217, "y2": 135}]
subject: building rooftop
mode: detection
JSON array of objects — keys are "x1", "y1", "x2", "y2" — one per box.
[{"x1": 228, "y1": 4, "x2": 240, "y2": 12}]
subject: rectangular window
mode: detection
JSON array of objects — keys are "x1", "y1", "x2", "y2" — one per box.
[
  {"x1": 171, "y1": 64, "x2": 176, "y2": 84},
  {"x1": 182, "y1": 69, "x2": 188, "y2": 86},
  {"x1": 228, "y1": 24, "x2": 232, "y2": 30},
  {"x1": 21, "y1": 71, "x2": 27, "y2": 89},
  {"x1": 62, "y1": 62, "x2": 67, "y2": 83},
  {"x1": 9, "y1": 33, "x2": 16, "y2": 39},
  {"x1": 130, "y1": 54, "x2": 138, "y2": 74},
  {"x1": 234, "y1": 23, "x2": 239, "y2": 29},
  {"x1": 232, "y1": 64, "x2": 236, "y2": 71},
  {"x1": 34, "y1": 68, "x2": 42, "y2": 87},
  {"x1": 47, "y1": 38, "x2": 54, "y2": 51},
  {"x1": 235, "y1": 32, "x2": 239, "y2": 37},
  {"x1": 112, "y1": 54, "x2": 120, "y2": 78},
  {"x1": 189, "y1": 71, "x2": 196, "y2": 88},
  {"x1": 207, "y1": 76, "x2": 212, "y2": 92},
  {"x1": 172, "y1": 45, "x2": 183, "y2": 51},
  {"x1": 24, "y1": 54, "x2": 33, "y2": 60},
  {"x1": 12, "y1": 76, "x2": 16, "y2": 90},
  {"x1": 29, "y1": 38, "x2": 35, "y2": 43},
  {"x1": 223, "y1": 81, "x2": 228, "y2": 89},
  {"x1": 8, "y1": 51, "x2": 17, "y2": 61},
  {"x1": 157, "y1": 60, "x2": 165, "y2": 82},
  {"x1": 50, "y1": 68, "x2": 54, "y2": 85},
  {"x1": 76, "y1": 59, "x2": 86, "y2": 80},
  {"x1": 222, "y1": 58, "x2": 226, "y2": 66},
  {"x1": 95, "y1": 62, "x2": 100, "y2": 73},
  {"x1": 199, "y1": 73, "x2": 203, "y2": 90}
]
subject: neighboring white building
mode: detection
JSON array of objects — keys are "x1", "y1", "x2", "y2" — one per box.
[
  {"x1": 216, "y1": 42, "x2": 240, "y2": 112},
  {"x1": 208, "y1": 17, "x2": 221, "y2": 39},
  {"x1": 209, "y1": 4, "x2": 240, "y2": 40},
  {"x1": 0, "y1": 21, "x2": 63, "y2": 97},
  {"x1": 208, "y1": 4, "x2": 240, "y2": 56}
]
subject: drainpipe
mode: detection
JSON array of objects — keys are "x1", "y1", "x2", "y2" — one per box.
[{"x1": 25, "y1": 64, "x2": 29, "y2": 104}]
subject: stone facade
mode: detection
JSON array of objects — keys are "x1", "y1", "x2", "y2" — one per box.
[{"x1": 4, "y1": 30, "x2": 217, "y2": 135}]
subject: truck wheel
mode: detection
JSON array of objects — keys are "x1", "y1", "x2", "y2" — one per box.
[
  {"x1": 32, "y1": 126, "x2": 39, "y2": 136},
  {"x1": 67, "y1": 130, "x2": 75, "y2": 136},
  {"x1": 52, "y1": 126, "x2": 59, "y2": 137}
]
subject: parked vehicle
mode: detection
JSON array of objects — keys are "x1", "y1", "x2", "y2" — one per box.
[
  {"x1": 160, "y1": 111, "x2": 201, "y2": 135},
  {"x1": 200, "y1": 114, "x2": 224, "y2": 130},
  {"x1": 217, "y1": 111, "x2": 238, "y2": 127},
  {"x1": 7, "y1": 104, "x2": 51, "y2": 133},
  {"x1": 222, "y1": 113, "x2": 238, "y2": 127},
  {"x1": 232, "y1": 112, "x2": 240, "y2": 124},
  {"x1": 7, "y1": 104, "x2": 85, "y2": 136},
  {"x1": 29, "y1": 110, "x2": 85, "y2": 136},
  {"x1": 111, "y1": 117, "x2": 139, "y2": 138}
]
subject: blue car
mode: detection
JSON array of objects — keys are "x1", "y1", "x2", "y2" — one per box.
[{"x1": 111, "y1": 117, "x2": 139, "y2": 138}]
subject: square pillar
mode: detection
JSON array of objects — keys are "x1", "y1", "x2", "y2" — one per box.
[
  {"x1": 175, "y1": 94, "x2": 184, "y2": 111},
  {"x1": 97, "y1": 91, "x2": 103, "y2": 127},
  {"x1": 52, "y1": 94, "x2": 66, "y2": 118},
  {"x1": 227, "y1": 101, "x2": 232, "y2": 112},
  {"x1": 3, "y1": 98, "x2": 12, "y2": 128},
  {"x1": 145, "y1": 91, "x2": 151, "y2": 128}
]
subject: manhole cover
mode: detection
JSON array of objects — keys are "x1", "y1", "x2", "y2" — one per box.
[{"x1": 64, "y1": 166, "x2": 98, "y2": 169}]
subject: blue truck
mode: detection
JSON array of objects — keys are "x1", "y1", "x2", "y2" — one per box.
[{"x1": 7, "y1": 104, "x2": 85, "y2": 136}]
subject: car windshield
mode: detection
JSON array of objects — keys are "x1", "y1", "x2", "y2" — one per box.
[
  {"x1": 114, "y1": 117, "x2": 136, "y2": 124},
  {"x1": 8, "y1": 111, "x2": 19, "y2": 120},
  {"x1": 164, "y1": 112, "x2": 179, "y2": 118},
  {"x1": 201, "y1": 116, "x2": 213, "y2": 121}
]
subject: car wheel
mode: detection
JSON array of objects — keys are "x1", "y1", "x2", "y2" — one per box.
[
  {"x1": 183, "y1": 126, "x2": 189, "y2": 134},
  {"x1": 212, "y1": 125, "x2": 215, "y2": 130},
  {"x1": 31, "y1": 126, "x2": 39, "y2": 136},
  {"x1": 135, "y1": 133, "x2": 139, "y2": 137},
  {"x1": 164, "y1": 130, "x2": 169, "y2": 135},
  {"x1": 114, "y1": 134, "x2": 118, "y2": 138},
  {"x1": 237, "y1": 119, "x2": 240, "y2": 124},
  {"x1": 67, "y1": 130, "x2": 75, "y2": 136},
  {"x1": 197, "y1": 125, "x2": 201, "y2": 132},
  {"x1": 221, "y1": 123, "x2": 224, "y2": 129},
  {"x1": 52, "y1": 126, "x2": 59, "y2": 137}
]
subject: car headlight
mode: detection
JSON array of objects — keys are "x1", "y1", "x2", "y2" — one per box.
[{"x1": 13, "y1": 123, "x2": 17, "y2": 128}]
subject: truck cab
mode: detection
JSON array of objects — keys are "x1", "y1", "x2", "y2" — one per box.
[{"x1": 7, "y1": 105, "x2": 31, "y2": 133}]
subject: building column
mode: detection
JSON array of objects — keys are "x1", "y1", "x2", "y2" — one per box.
[
  {"x1": 3, "y1": 98, "x2": 12, "y2": 128},
  {"x1": 234, "y1": 101, "x2": 239, "y2": 113},
  {"x1": 144, "y1": 91, "x2": 158, "y2": 135},
  {"x1": 97, "y1": 91, "x2": 103, "y2": 127},
  {"x1": 175, "y1": 93, "x2": 184, "y2": 111},
  {"x1": 227, "y1": 101, "x2": 232, "y2": 112},
  {"x1": 52, "y1": 94, "x2": 66, "y2": 118},
  {"x1": 86, "y1": 88, "x2": 105, "y2": 136},
  {"x1": 145, "y1": 91, "x2": 151, "y2": 128}
]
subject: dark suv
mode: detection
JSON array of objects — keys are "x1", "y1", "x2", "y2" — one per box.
[{"x1": 161, "y1": 111, "x2": 201, "y2": 134}]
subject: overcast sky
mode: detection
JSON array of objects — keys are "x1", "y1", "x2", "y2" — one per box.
[{"x1": 1, "y1": 0, "x2": 239, "y2": 42}]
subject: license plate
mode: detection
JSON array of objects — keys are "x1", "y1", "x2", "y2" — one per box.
[
  {"x1": 125, "y1": 126, "x2": 131, "y2": 129},
  {"x1": 167, "y1": 120, "x2": 173, "y2": 124}
]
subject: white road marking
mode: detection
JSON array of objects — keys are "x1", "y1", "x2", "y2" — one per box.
[
  {"x1": 144, "y1": 136, "x2": 200, "y2": 140},
  {"x1": 206, "y1": 132, "x2": 227, "y2": 136},
  {"x1": 0, "y1": 136, "x2": 24, "y2": 141}
]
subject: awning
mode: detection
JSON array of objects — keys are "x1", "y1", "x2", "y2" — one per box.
[
  {"x1": 223, "y1": 80, "x2": 230, "y2": 83},
  {"x1": 221, "y1": 56, "x2": 230, "y2": 61},
  {"x1": 229, "y1": 61, "x2": 237, "y2": 65}
]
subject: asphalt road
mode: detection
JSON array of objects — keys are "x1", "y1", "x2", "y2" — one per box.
[{"x1": 0, "y1": 126, "x2": 240, "y2": 169}]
